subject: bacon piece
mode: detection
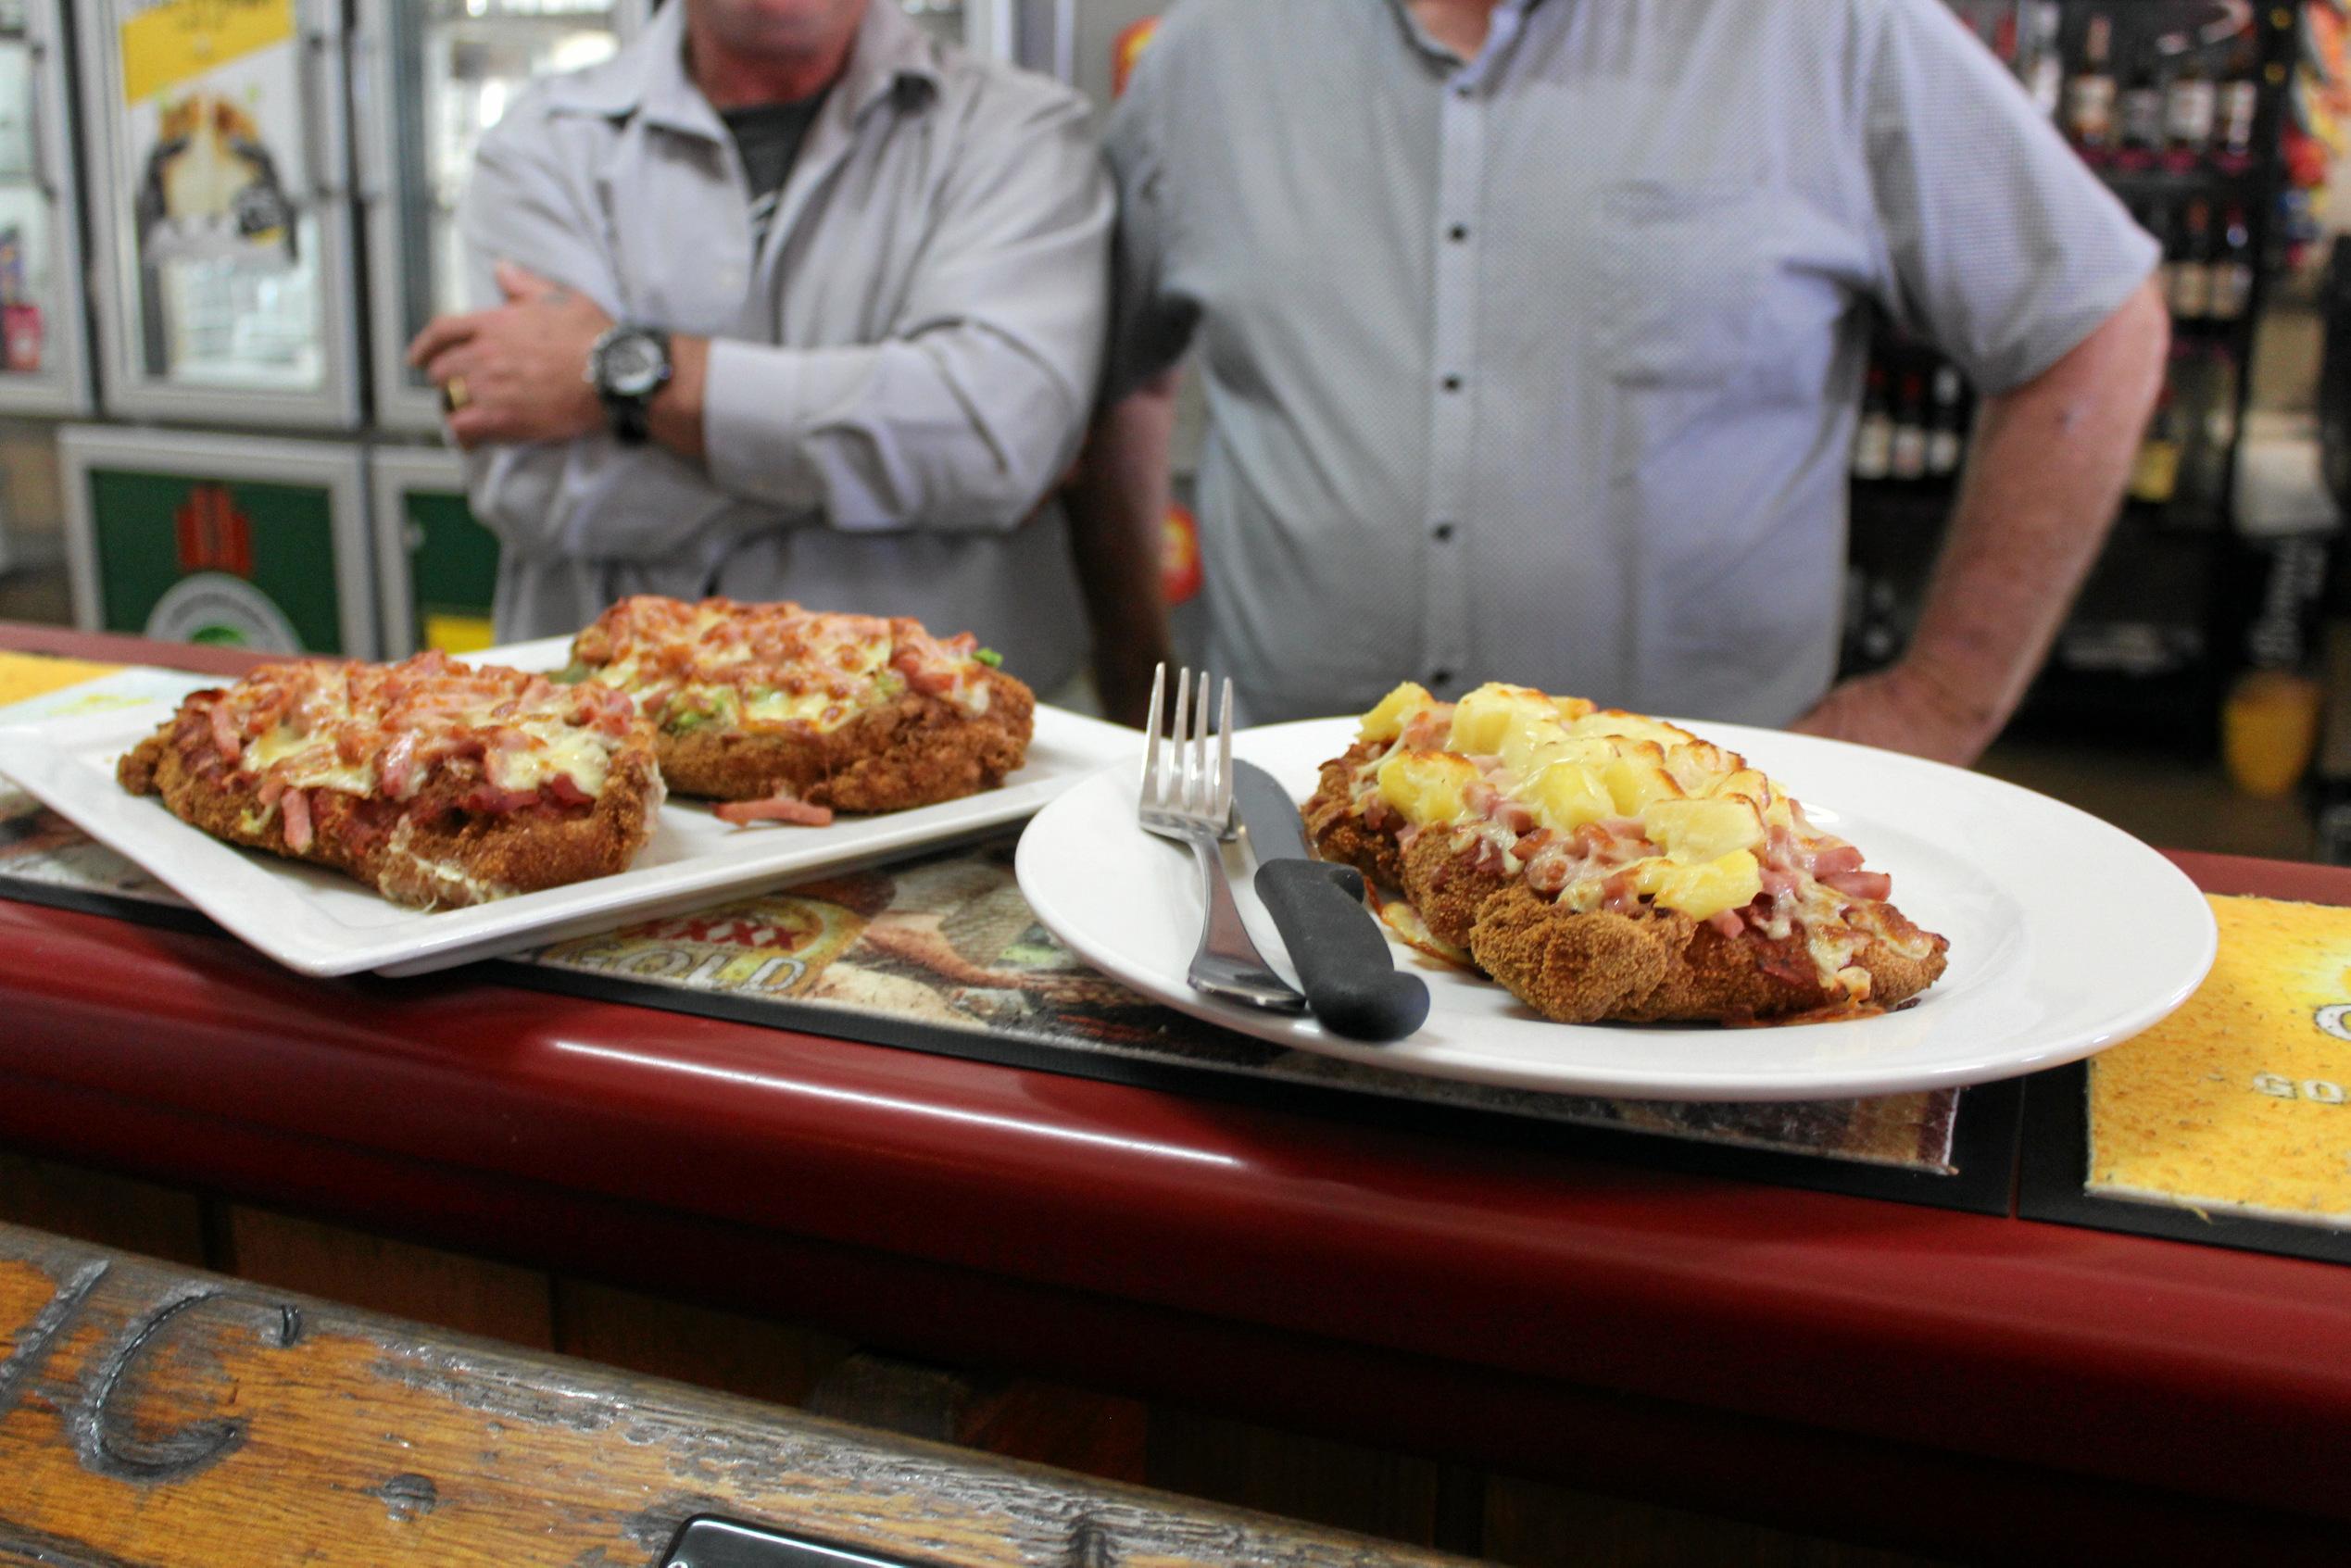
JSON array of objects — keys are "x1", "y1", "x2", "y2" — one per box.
[
  {"x1": 714, "y1": 793, "x2": 835, "y2": 827},
  {"x1": 207, "y1": 700, "x2": 242, "y2": 764},
  {"x1": 460, "y1": 784, "x2": 544, "y2": 815},
  {"x1": 544, "y1": 774, "x2": 596, "y2": 809},
  {"x1": 379, "y1": 733, "x2": 420, "y2": 799},
  {"x1": 281, "y1": 788, "x2": 313, "y2": 852},
  {"x1": 1821, "y1": 870, "x2": 1893, "y2": 902}
]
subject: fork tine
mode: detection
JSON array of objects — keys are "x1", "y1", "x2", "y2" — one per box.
[
  {"x1": 1171, "y1": 666, "x2": 1194, "y2": 811},
  {"x1": 1214, "y1": 677, "x2": 1235, "y2": 823},
  {"x1": 1191, "y1": 670, "x2": 1213, "y2": 816},
  {"x1": 1139, "y1": 661, "x2": 1166, "y2": 805}
]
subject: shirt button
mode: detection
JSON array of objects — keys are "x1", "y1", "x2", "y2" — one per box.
[
  {"x1": 1432, "y1": 522, "x2": 1456, "y2": 543},
  {"x1": 1441, "y1": 374, "x2": 1464, "y2": 393},
  {"x1": 1448, "y1": 224, "x2": 1469, "y2": 243}
]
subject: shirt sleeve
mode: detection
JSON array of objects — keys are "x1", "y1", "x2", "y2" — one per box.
[
  {"x1": 699, "y1": 83, "x2": 1113, "y2": 532},
  {"x1": 1098, "y1": 42, "x2": 1199, "y2": 406},
  {"x1": 1863, "y1": 0, "x2": 2160, "y2": 395},
  {"x1": 456, "y1": 102, "x2": 738, "y2": 563}
]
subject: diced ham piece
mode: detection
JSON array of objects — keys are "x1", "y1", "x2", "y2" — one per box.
[
  {"x1": 1811, "y1": 844, "x2": 1866, "y2": 879},
  {"x1": 1708, "y1": 909, "x2": 1747, "y2": 939},
  {"x1": 714, "y1": 793, "x2": 835, "y2": 827},
  {"x1": 281, "y1": 788, "x2": 313, "y2": 852},
  {"x1": 1821, "y1": 870, "x2": 1893, "y2": 902}
]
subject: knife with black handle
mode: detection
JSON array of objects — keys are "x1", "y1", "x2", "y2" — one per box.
[{"x1": 1233, "y1": 760, "x2": 1430, "y2": 1042}]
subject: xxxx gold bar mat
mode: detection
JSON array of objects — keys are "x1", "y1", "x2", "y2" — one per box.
[
  {"x1": 2088, "y1": 895, "x2": 2351, "y2": 1230},
  {"x1": 0, "y1": 651, "x2": 123, "y2": 709},
  {"x1": 0, "y1": 767, "x2": 2012, "y2": 1208}
]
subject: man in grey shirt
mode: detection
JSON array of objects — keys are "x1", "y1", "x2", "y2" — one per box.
[
  {"x1": 1070, "y1": 0, "x2": 2169, "y2": 763},
  {"x1": 407, "y1": 0, "x2": 1111, "y2": 694}
]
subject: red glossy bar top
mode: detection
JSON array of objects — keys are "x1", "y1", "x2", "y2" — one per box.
[{"x1": 3, "y1": 628, "x2": 2345, "y2": 1562}]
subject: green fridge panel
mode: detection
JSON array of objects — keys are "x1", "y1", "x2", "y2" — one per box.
[
  {"x1": 62, "y1": 426, "x2": 375, "y2": 657},
  {"x1": 371, "y1": 445, "x2": 500, "y2": 658}
]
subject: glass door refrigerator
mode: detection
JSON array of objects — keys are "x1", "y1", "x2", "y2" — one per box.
[
  {"x1": 0, "y1": 0, "x2": 94, "y2": 420},
  {"x1": 74, "y1": 0, "x2": 363, "y2": 430},
  {"x1": 356, "y1": 0, "x2": 647, "y2": 436}
]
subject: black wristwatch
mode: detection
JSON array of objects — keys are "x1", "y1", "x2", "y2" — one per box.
[{"x1": 588, "y1": 324, "x2": 673, "y2": 445}]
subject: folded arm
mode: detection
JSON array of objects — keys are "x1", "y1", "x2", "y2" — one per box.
[{"x1": 415, "y1": 89, "x2": 1111, "y2": 562}]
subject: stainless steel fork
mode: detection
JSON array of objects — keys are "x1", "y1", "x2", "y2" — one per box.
[{"x1": 1137, "y1": 665, "x2": 1306, "y2": 1013}]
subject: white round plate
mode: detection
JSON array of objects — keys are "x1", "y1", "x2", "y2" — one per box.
[{"x1": 1014, "y1": 717, "x2": 2218, "y2": 1101}]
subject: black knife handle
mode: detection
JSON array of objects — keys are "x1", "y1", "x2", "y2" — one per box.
[{"x1": 1254, "y1": 859, "x2": 1430, "y2": 1042}]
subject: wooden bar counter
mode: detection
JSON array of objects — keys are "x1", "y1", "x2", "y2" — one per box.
[
  {"x1": 0, "y1": 1220, "x2": 1465, "y2": 1566},
  {"x1": 1, "y1": 628, "x2": 2345, "y2": 1566}
]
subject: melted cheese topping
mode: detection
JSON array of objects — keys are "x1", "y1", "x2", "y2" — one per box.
[
  {"x1": 1352, "y1": 682, "x2": 1936, "y2": 998},
  {"x1": 571, "y1": 596, "x2": 993, "y2": 735},
  {"x1": 211, "y1": 652, "x2": 639, "y2": 809}
]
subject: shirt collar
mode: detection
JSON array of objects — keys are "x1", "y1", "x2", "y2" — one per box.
[
  {"x1": 1384, "y1": 0, "x2": 1546, "y2": 79},
  {"x1": 545, "y1": 0, "x2": 941, "y2": 142}
]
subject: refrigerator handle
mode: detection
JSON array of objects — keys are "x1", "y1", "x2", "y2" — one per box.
[
  {"x1": 21, "y1": 2, "x2": 57, "y2": 199},
  {"x1": 298, "y1": 0, "x2": 352, "y2": 203},
  {"x1": 347, "y1": 19, "x2": 389, "y2": 207}
]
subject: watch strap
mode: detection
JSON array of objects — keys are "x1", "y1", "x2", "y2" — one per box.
[{"x1": 594, "y1": 326, "x2": 671, "y2": 446}]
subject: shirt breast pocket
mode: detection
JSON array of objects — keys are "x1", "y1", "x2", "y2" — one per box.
[{"x1": 1593, "y1": 179, "x2": 1774, "y2": 390}]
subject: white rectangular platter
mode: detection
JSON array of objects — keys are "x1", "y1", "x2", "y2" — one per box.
[{"x1": 0, "y1": 637, "x2": 1136, "y2": 977}]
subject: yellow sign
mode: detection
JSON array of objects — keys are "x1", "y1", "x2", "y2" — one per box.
[
  {"x1": 2090, "y1": 895, "x2": 2351, "y2": 1229},
  {"x1": 423, "y1": 613, "x2": 497, "y2": 657},
  {"x1": 121, "y1": 0, "x2": 295, "y2": 107},
  {"x1": 0, "y1": 652, "x2": 121, "y2": 710}
]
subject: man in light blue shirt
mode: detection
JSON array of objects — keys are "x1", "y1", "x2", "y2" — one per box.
[
  {"x1": 409, "y1": 0, "x2": 1112, "y2": 694},
  {"x1": 1071, "y1": 0, "x2": 2169, "y2": 762}
]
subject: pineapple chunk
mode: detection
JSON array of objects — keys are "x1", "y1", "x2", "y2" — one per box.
[
  {"x1": 1602, "y1": 743, "x2": 1682, "y2": 815},
  {"x1": 1553, "y1": 695, "x2": 1599, "y2": 722},
  {"x1": 1360, "y1": 682, "x2": 1437, "y2": 743},
  {"x1": 1664, "y1": 740, "x2": 1741, "y2": 793},
  {"x1": 1448, "y1": 683, "x2": 1555, "y2": 757},
  {"x1": 1571, "y1": 709, "x2": 1695, "y2": 747},
  {"x1": 1523, "y1": 760, "x2": 1615, "y2": 834},
  {"x1": 1704, "y1": 767, "x2": 1773, "y2": 809},
  {"x1": 1645, "y1": 797, "x2": 1766, "y2": 863},
  {"x1": 1376, "y1": 749, "x2": 1482, "y2": 826},
  {"x1": 1629, "y1": 850, "x2": 1764, "y2": 921}
]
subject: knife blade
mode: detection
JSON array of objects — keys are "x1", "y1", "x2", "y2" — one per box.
[{"x1": 1232, "y1": 760, "x2": 1430, "y2": 1042}]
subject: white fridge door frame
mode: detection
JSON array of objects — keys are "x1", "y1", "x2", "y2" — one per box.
[
  {"x1": 75, "y1": 0, "x2": 364, "y2": 430},
  {"x1": 367, "y1": 439, "x2": 470, "y2": 659},
  {"x1": 0, "y1": 0, "x2": 94, "y2": 416},
  {"x1": 60, "y1": 422, "x2": 377, "y2": 658},
  {"x1": 357, "y1": 0, "x2": 650, "y2": 437}
]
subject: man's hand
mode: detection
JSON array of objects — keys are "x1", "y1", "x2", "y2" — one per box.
[
  {"x1": 406, "y1": 262, "x2": 611, "y2": 450},
  {"x1": 1789, "y1": 661, "x2": 1996, "y2": 767}
]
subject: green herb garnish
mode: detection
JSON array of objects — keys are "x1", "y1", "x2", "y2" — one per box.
[{"x1": 974, "y1": 647, "x2": 1003, "y2": 668}]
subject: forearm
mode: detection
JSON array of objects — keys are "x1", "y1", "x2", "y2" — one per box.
[
  {"x1": 1906, "y1": 282, "x2": 2169, "y2": 743},
  {"x1": 647, "y1": 335, "x2": 710, "y2": 462},
  {"x1": 1066, "y1": 374, "x2": 1179, "y2": 727},
  {"x1": 670, "y1": 333, "x2": 1089, "y2": 528}
]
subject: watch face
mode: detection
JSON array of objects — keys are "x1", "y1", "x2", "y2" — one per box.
[{"x1": 601, "y1": 332, "x2": 668, "y2": 398}]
